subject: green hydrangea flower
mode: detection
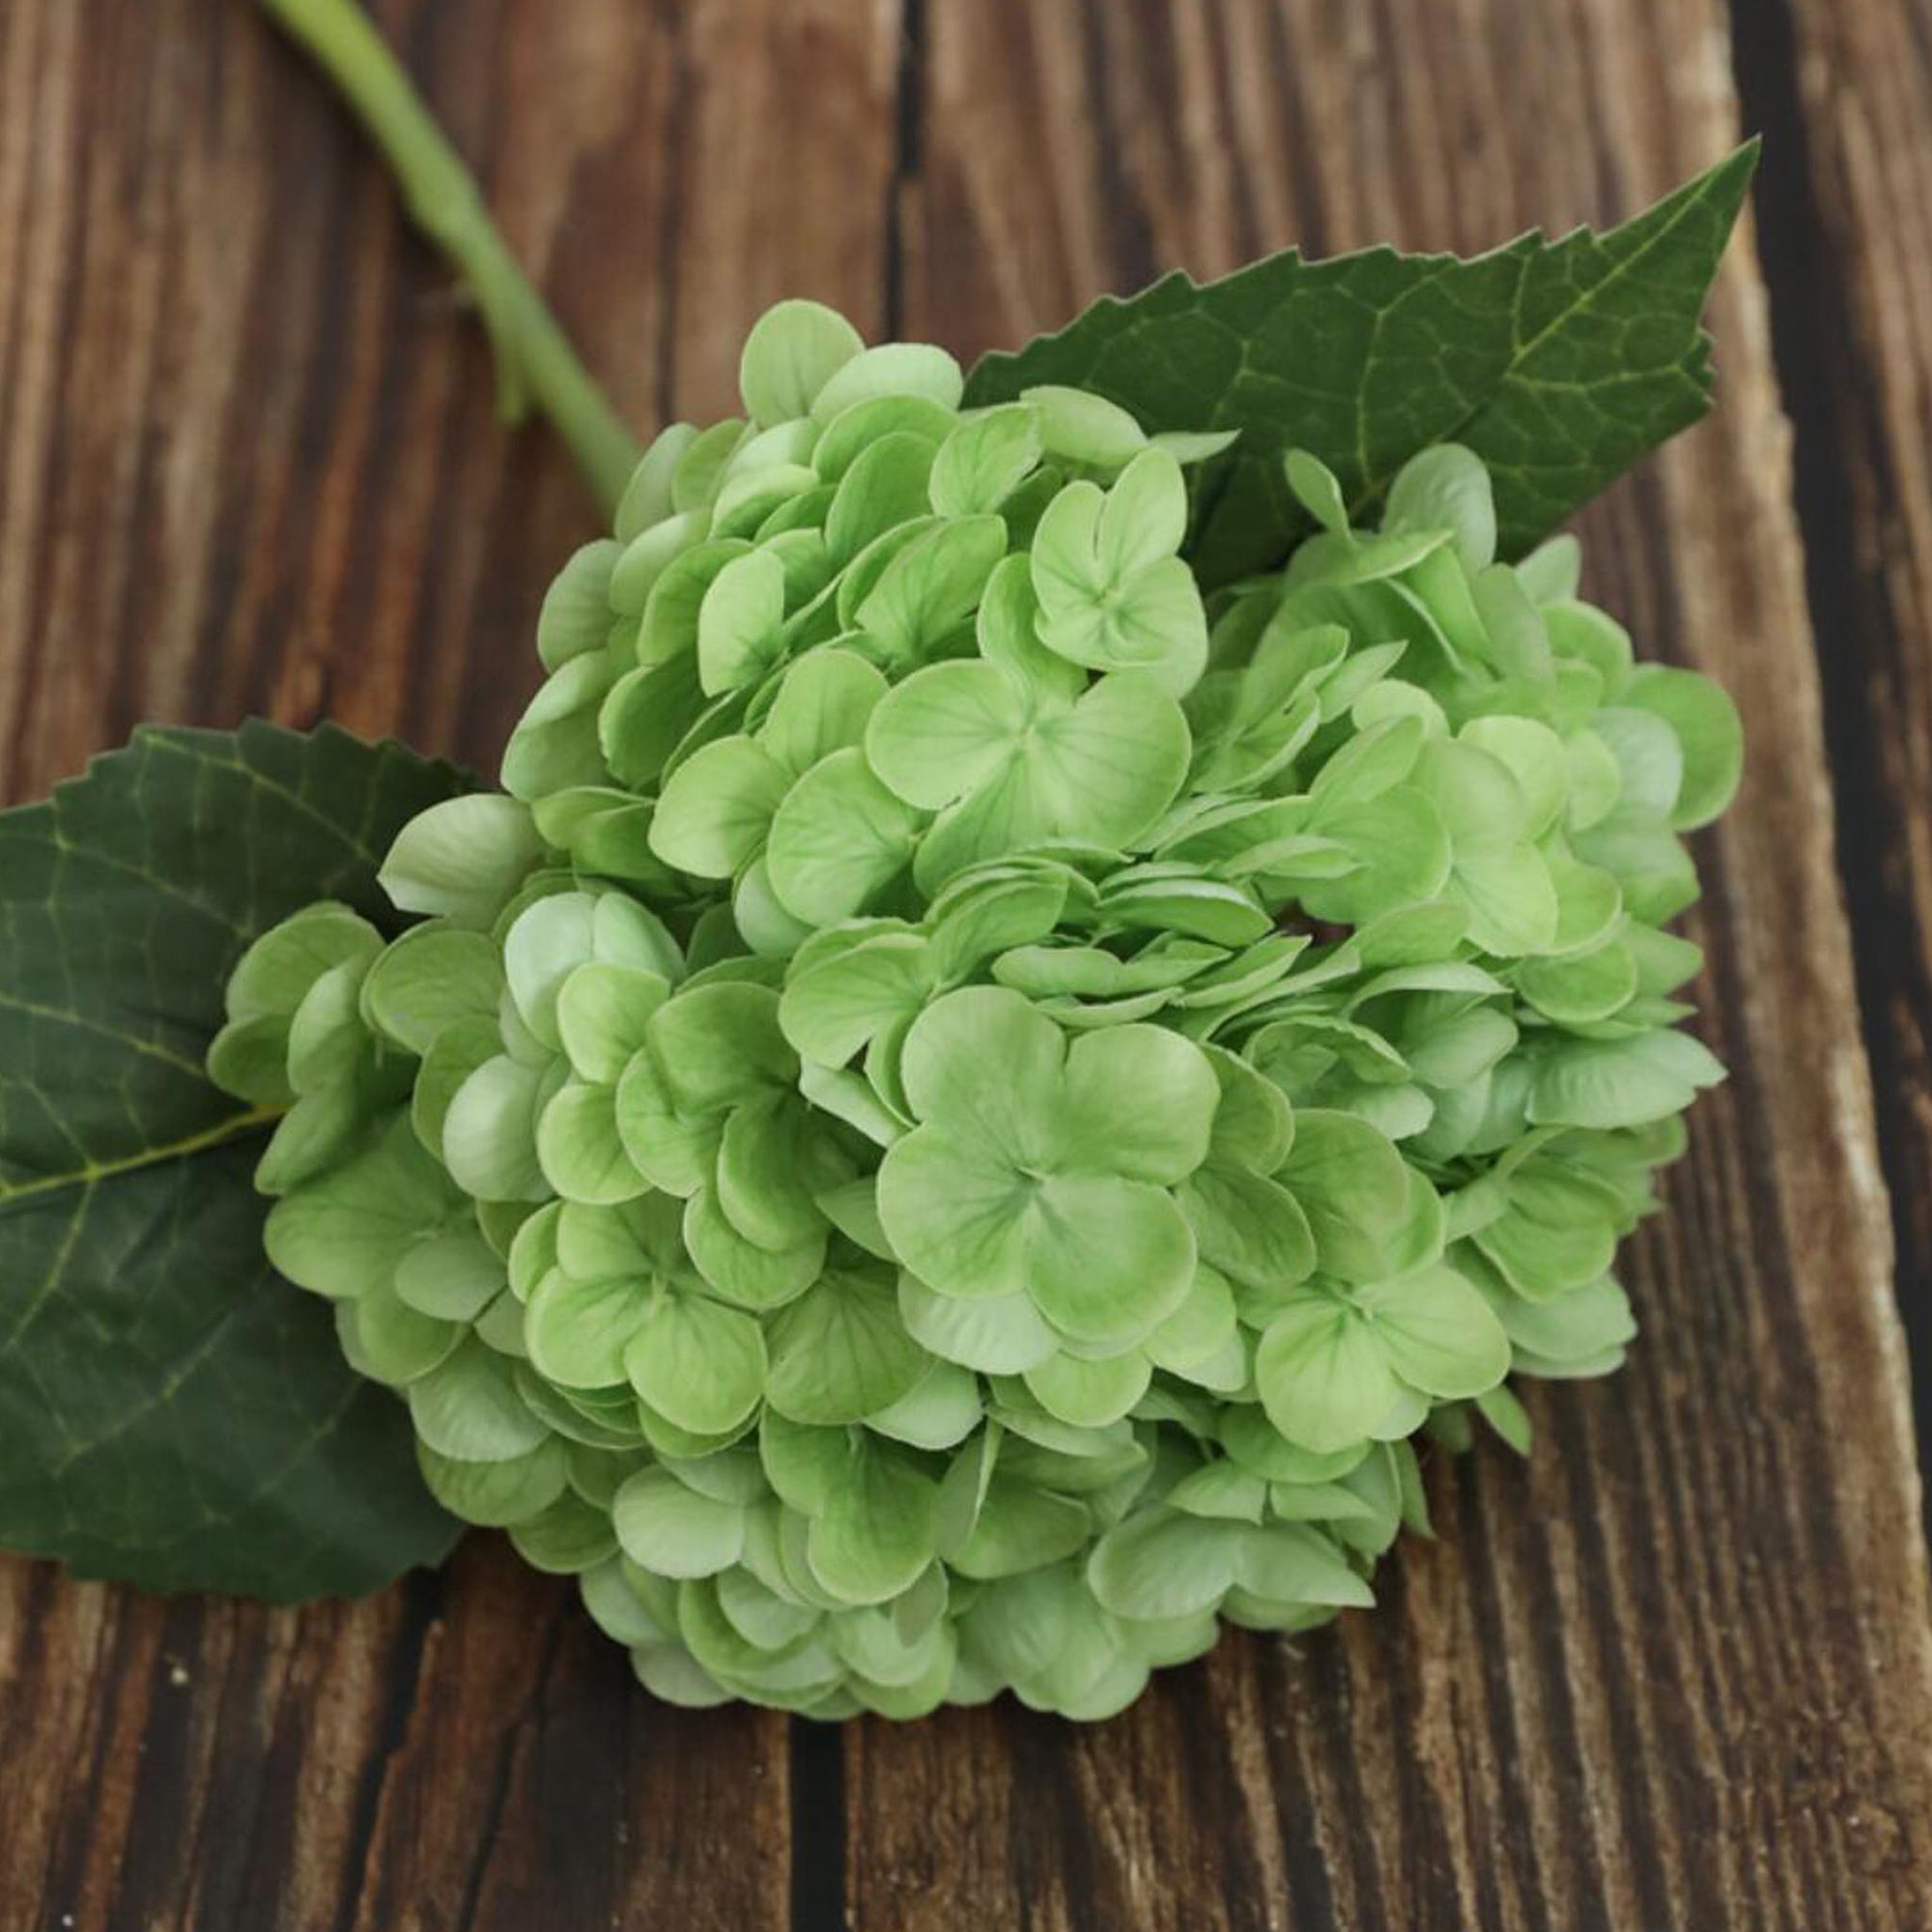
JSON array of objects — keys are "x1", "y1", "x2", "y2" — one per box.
[{"x1": 211, "y1": 298, "x2": 1739, "y2": 1720}]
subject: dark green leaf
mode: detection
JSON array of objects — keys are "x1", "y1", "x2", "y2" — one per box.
[
  {"x1": 0, "y1": 722, "x2": 473, "y2": 1598},
  {"x1": 966, "y1": 144, "x2": 1757, "y2": 583}
]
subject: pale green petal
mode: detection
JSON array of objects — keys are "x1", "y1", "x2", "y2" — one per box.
[
  {"x1": 612, "y1": 1467, "x2": 746, "y2": 1577},
  {"x1": 624, "y1": 1293, "x2": 769, "y2": 1435},
  {"x1": 1056, "y1": 1024, "x2": 1219, "y2": 1182},
  {"x1": 875, "y1": 1125, "x2": 1033, "y2": 1302},
  {"x1": 739, "y1": 298, "x2": 866, "y2": 424},
  {"x1": 1356, "y1": 1264, "x2": 1511, "y2": 1399},
  {"x1": 409, "y1": 1338, "x2": 551, "y2": 1462},
  {"x1": 650, "y1": 735, "x2": 791, "y2": 879},
  {"x1": 896, "y1": 1272, "x2": 1058, "y2": 1374},
  {"x1": 1024, "y1": 1174, "x2": 1195, "y2": 1350},
  {"x1": 525, "y1": 1269, "x2": 648, "y2": 1390},
  {"x1": 380, "y1": 795, "x2": 547, "y2": 931},
  {"x1": 765, "y1": 749, "x2": 923, "y2": 923},
  {"x1": 1256, "y1": 1293, "x2": 1400, "y2": 1454},
  {"x1": 537, "y1": 1080, "x2": 647, "y2": 1206},
  {"x1": 766, "y1": 1269, "x2": 931, "y2": 1425}
]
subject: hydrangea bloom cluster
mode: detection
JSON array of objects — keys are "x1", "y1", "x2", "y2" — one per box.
[{"x1": 210, "y1": 301, "x2": 1739, "y2": 1719}]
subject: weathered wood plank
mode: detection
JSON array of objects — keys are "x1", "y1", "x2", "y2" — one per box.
[
  {"x1": 0, "y1": 2, "x2": 900, "y2": 1925},
  {"x1": 1730, "y1": 0, "x2": 1932, "y2": 1502},
  {"x1": 842, "y1": 3, "x2": 1932, "y2": 1927}
]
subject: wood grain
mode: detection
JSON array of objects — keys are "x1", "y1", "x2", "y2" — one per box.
[
  {"x1": 1729, "y1": 0, "x2": 1932, "y2": 1506},
  {"x1": 0, "y1": 0, "x2": 1928, "y2": 1928}
]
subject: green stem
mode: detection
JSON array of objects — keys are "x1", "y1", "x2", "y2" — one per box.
[{"x1": 260, "y1": 0, "x2": 642, "y2": 514}]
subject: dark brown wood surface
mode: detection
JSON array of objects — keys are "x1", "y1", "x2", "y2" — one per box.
[{"x1": 1, "y1": 1, "x2": 1929, "y2": 1927}]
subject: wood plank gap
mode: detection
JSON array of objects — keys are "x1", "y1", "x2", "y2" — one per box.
[
  {"x1": 789, "y1": 1718, "x2": 847, "y2": 1932},
  {"x1": 884, "y1": 0, "x2": 926, "y2": 339}
]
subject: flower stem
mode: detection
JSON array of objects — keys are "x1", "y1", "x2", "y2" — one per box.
[{"x1": 260, "y1": 0, "x2": 642, "y2": 514}]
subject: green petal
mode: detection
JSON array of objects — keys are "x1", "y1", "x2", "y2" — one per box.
[
  {"x1": 1527, "y1": 1030, "x2": 1724, "y2": 1131},
  {"x1": 696, "y1": 548, "x2": 787, "y2": 696},
  {"x1": 409, "y1": 1338, "x2": 552, "y2": 1462},
  {"x1": 855, "y1": 516, "x2": 1007, "y2": 666},
  {"x1": 896, "y1": 1272, "x2": 1058, "y2": 1374},
  {"x1": 360, "y1": 923, "x2": 504, "y2": 1054},
  {"x1": 537, "y1": 539, "x2": 620, "y2": 670},
  {"x1": 336, "y1": 1280, "x2": 462, "y2": 1387},
  {"x1": 1382, "y1": 443, "x2": 1496, "y2": 573},
  {"x1": 509, "y1": 1491, "x2": 618, "y2": 1574},
  {"x1": 614, "y1": 423, "x2": 696, "y2": 539},
  {"x1": 757, "y1": 648, "x2": 889, "y2": 776},
  {"x1": 502, "y1": 893, "x2": 597, "y2": 1049},
  {"x1": 1204, "y1": 1045, "x2": 1296, "y2": 1171},
  {"x1": 1275, "y1": 1110, "x2": 1413, "y2": 1284},
  {"x1": 1453, "y1": 843, "x2": 1561, "y2": 956},
  {"x1": 419, "y1": 1436, "x2": 569, "y2": 1527},
  {"x1": 876, "y1": 1125, "x2": 1033, "y2": 1302},
  {"x1": 766, "y1": 1269, "x2": 931, "y2": 1425},
  {"x1": 612, "y1": 1049, "x2": 722, "y2": 1196},
  {"x1": 811, "y1": 342, "x2": 964, "y2": 420},
  {"x1": 897, "y1": 985, "x2": 1065, "y2": 1151},
  {"x1": 765, "y1": 748, "x2": 923, "y2": 924},
  {"x1": 441, "y1": 1055, "x2": 551, "y2": 1203},
  {"x1": 1621, "y1": 665, "x2": 1744, "y2": 829},
  {"x1": 1230, "y1": 1523, "x2": 1375, "y2": 1609},
  {"x1": 716, "y1": 1095, "x2": 828, "y2": 1251},
  {"x1": 866, "y1": 659, "x2": 1031, "y2": 810},
  {"x1": 1087, "y1": 1512, "x2": 1238, "y2": 1620},
  {"x1": 1460, "y1": 716, "x2": 1569, "y2": 838},
  {"x1": 501, "y1": 653, "x2": 613, "y2": 799},
  {"x1": 647, "y1": 983, "x2": 794, "y2": 1113},
  {"x1": 865, "y1": 1361, "x2": 982, "y2": 1449},
  {"x1": 1255, "y1": 1293, "x2": 1400, "y2": 1454},
  {"x1": 780, "y1": 931, "x2": 931, "y2": 1065},
  {"x1": 524, "y1": 1268, "x2": 647, "y2": 1390},
  {"x1": 380, "y1": 795, "x2": 546, "y2": 931},
  {"x1": 1310, "y1": 715, "x2": 1425, "y2": 811},
  {"x1": 555, "y1": 963, "x2": 670, "y2": 1086},
  {"x1": 826, "y1": 431, "x2": 938, "y2": 562},
  {"x1": 624, "y1": 1293, "x2": 769, "y2": 1435},
  {"x1": 1356, "y1": 1263, "x2": 1512, "y2": 1399},
  {"x1": 1593, "y1": 706, "x2": 1685, "y2": 818},
  {"x1": 806, "y1": 1445, "x2": 939, "y2": 1605},
  {"x1": 1516, "y1": 939, "x2": 1637, "y2": 1026},
  {"x1": 683, "y1": 1187, "x2": 825, "y2": 1310},
  {"x1": 1024, "y1": 1174, "x2": 1195, "y2": 1350},
  {"x1": 1055, "y1": 1023, "x2": 1218, "y2": 1183},
  {"x1": 553, "y1": 1193, "x2": 682, "y2": 1281},
  {"x1": 953, "y1": 674, "x2": 1193, "y2": 878},
  {"x1": 1023, "y1": 384, "x2": 1147, "y2": 467},
  {"x1": 537, "y1": 1080, "x2": 646, "y2": 1206},
  {"x1": 263, "y1": 1119, "x2": 448, "y2": 1299},
  {"x1": 612, "y1": 1467, "x2": 746, "y2": 1578},
  {"x1": 943, "y1": 1480, "x2": 1089, "y2": 1581},
  {"x1": 930, "y1": 404, "x2": 1043, "y2": 518},
  {"x1": 1180, "y1": 1163, "x2": 1317, "y2": 1291},
  {"x1": 393, "y1": 1225, "x2": 505, "y2": 1321},
  {"x1": 649, "y1": 734, "x2": 791, "y2": 879},
  {"x1": 739, "y1": 298, "x2": 866, "y2": 424},
  {"x1": 412, "y1": 1016, "x2": 502, "y2": 1162},
  {"x1": 1023, "y1": 1349, "x2": 1151, "y2": 1428},
  {"x1": 225, "y1": 904, "x2": 377, "y2": 1028},
  {"x1": 1099, "y1": 447, "x2": 1189, "y2": 575}
]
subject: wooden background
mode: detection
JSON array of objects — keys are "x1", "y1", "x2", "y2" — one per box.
[{"x1": 2, "y1": 0, "x2": 1929, "y2": 1925}]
